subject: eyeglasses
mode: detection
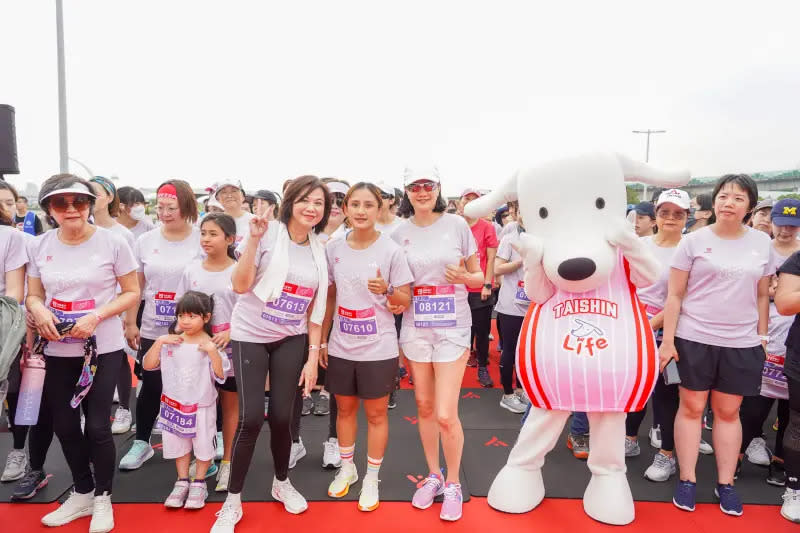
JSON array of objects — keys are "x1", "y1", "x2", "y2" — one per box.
[
  {"x1": 156, "y1": 206, "x2": 180, "y2": 215},
  {"x1": 406, "y1": 182, "x2": 437, "y2": 194},
  {"x1": 49, "y1": 195, "x2": 91, "y2": 212},
  {"x1": 656, "y1": 210, "x2": 687, "y2": 220},
  {"x1": 331, "y1": 194, "x2": 345, "y2": 207}
]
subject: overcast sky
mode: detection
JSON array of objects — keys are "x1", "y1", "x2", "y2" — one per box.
[{"x1": 2, "y1": 1, "x2": 799, "y2": 196}]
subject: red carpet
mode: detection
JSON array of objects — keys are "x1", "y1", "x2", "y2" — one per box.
[{"x1": 3, "y1": 498, "x2": 793, "y2": 533}]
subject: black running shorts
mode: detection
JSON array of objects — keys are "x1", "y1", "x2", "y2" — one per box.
[
  {"x1": 674, "y1": 337, "x2": 765, "y2": 396},
  {"x1": 327, "y1": 355, "x2": 399, "y2": 399}
]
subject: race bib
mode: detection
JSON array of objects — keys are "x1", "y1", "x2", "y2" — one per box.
[
  {"x1": 157, "y1": 393, "x2": 198, "y2": 438},
  {"x1": 762, "y1": 353, "x2": 788, "y2": 399},
  {"x1": 211, "y1": 322, "x2": 234, "y2": 377},
  {"x1": 154, "y1": 291, "x2": 177, "y2": 327},
  {"x1": 413, "y1": 285, "x2": 457, "y2": 328},
  {"x1": 514, "y1": 281, "x2": 531, "y2": 306},
  {"x1": 261, "y1": 282, "x2": 314, "y2": 326},
  {"x1": 338, "y1": 306, "x2": 379, "y2": 342},
  {"x1": 49, "y1": 298, "x2": 95, "y2": 344}
]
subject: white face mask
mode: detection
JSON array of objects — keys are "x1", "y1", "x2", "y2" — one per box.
[{"x1": 130, "y1": 205, "x2": 146, "y2": 221}]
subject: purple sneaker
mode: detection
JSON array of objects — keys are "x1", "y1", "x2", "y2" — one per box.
[
  {"x1": 184, "y1": 481, "x2": 208, "y2": 510},
  {"x1": 164, "y1": 480, "x2": 190, "y2": 508},
  {"x1": 411, "y1": 473, "x2": 444, "y2": 510},
  {"x1": 440, "y1": 482, "x2": 463, "y2": 521}
]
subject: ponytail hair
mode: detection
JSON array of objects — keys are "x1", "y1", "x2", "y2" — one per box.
[
  {"x1": 169, "y1": 290, "x2": 215, "y2": 337},
  {"x1": 200, "y1": 212, "x2": 237, "y2": 260}
]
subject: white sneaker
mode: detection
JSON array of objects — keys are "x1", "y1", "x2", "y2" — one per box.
[
  {"x1": 328, "y1": 463, "x2": 358, "y2": 498},
  {"x1": 1, "y1": 449, "x2": 27, "y2": 481},
  {"x1": 322, "y1": 437, "x2": 342, "y2": 469},
  {"x1": 649, "y1": 425, "x2": 662, "y2": 449},
  {"x1": 515, "y1": 389, "x2": 531, "y2": 405},
  {"x1": 89, "y1": 492, "x2": 114, "y2": 533},
  {"x1": 644, "y1": 451, "x2": 676, "y2": 482},
  {"x1": 288, "y1": 438, "x2": 306, "y2": 469},
  {"x1": 271, "y1": 477, "x2": 308, "y2": 514},
  {"x1": 210, "y1": 501, "x2": 243, "y2": 533},
  {"x1": 499, "y1": 393, "x2": 526, "y2": 414},
  {"x1": 782, "y1": 488, "x2": 800, "y2": 523},
  {"x1": 111, "y1": 407, "x2": 132, "y2": 435},
  {"x1": 699, "y1": 438, "x2": 714, "y2": 455},
  {"x1": 358, "y1": 478, "x2": 380, "y2": 511},
  {"x1": 746, "y1": 437, "x2": 771, "y2": 466},
  {"x1": 215, "y1": 431, "x2": 224, "y2": 461},
  {"x1": 41, "y1": 490, "x2": 94, "y2": 526},
  {"x1": 215, "y1": 462, "x2": 231, "y2": 492}
]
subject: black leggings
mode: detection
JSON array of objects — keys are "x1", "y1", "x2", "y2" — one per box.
[
  {"x1": 740, "y1": 394, "x2": 789, "y2": 458},
  {"x1": 625, "y1": 377, "x2": 680, "y2": 451},
  {"x1": 470, "y1": 299, "x2": 493, "y2": 367},
  {"x1": 44, "y1": 351, "x2": 123, "y2": 495},
  {"x1": 135, "y1": 338, "x2": 160, "y2": 442},
  {"x1": 228, "y1": 335, "x2": 307, "y2": 493},
  {"x1": 496, "y1": 313, "x2": 523, "y2": 395},
  {"x1": 5, "y1": 392, "x2": 30, "y2": 449}
]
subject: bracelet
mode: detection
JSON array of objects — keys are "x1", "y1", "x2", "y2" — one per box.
[
  {"x1": 93, "y1": 311, "x2": 104, "y2": 322},
  {"x1": 319, "y1": 343, "x2": 327, "y2": 349},
  {"x1": 308, "y1": 345, "x2": 320, "y2": 351}
]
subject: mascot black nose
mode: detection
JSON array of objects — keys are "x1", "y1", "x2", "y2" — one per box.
[{"x1": 558, "y1": 258, "x2": 596, "y2": 281}]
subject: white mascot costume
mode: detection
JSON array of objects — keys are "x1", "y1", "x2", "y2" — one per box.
[{"x1": 464, "y1": 153, "x2": 690, "y2": 525}]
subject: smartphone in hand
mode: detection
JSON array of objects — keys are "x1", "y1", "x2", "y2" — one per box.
[{"x1": 663, "y1": 358, "x2": 681, "y2": 386}]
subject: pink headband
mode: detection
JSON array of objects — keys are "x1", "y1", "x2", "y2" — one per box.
[{"x1": 157, "y1": 183, "x2": 178, "y2": 200}]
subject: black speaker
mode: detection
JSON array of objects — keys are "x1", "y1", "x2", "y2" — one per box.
[{"x1": 0, "y1": 105, "x2": 20, "y2": 175}]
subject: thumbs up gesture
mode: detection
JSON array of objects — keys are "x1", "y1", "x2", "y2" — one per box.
[
  {"x1": 368, "y1": 267, "x2": 389, "y2": 295},
  {"x1": 445, "y1": 257, "x2": 468, "y2": 284}
]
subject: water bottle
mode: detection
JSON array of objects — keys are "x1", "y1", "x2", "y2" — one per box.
[{"x1": 15, "y1": 354, "x2": 46, "y2": 426}]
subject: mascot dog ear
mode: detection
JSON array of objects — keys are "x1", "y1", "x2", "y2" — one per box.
[{"x1": 463, "y1": 170, "x2": 518, "y2": 219}]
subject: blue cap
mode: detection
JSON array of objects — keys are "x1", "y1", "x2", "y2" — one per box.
[
  {"x1": 634, "y1": 201, "x2": 655, "y2": 219},
  {"x1": 771, "y1": 198, "x2": 800, "y2": 227}
]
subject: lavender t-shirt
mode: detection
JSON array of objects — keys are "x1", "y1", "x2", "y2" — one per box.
[
  {"x1": 495, "y1": 231, "x2": 530, "y2": 317},
  {"x1": 230, "y1": 224, "x2": 320, "y2": 343},
  {"x1": 135, "y1": 227, "x2": 203, "y2": 340},
  {"x1": 27, "y1": 227, "x2": 138, "y2": 356},
  {"x1": 326, "y1": 233, "x2": 414, "y2": 361},
  {"x1": 0, "y1": 225, "x2": 28, "y2": 297},
  {"x1": 391, "y1": 213, "x2": 478, "y2": 338},
  {"x1": 232, "y1": 213, "x2": 254, "y2": 245},
  {"x1": 129, "y1": 217, "x2": 155, "y2": 240},
  {"x1": 176, "y1": 260, "x2": 238, "y2": 334},
  {"x1": 637, "y1": 235, "x2": 680, "y2": 314},
  {"x1": 672, "y1": 226, "x2": 774, "y2": 348}
]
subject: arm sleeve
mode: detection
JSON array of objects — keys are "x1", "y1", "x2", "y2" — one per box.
[
  {"x1": 670, "y1": 235, "x2": 694, "y2": 271},
  {"x1": 25, "y1": 237, "x2": 40, "y2": 278}
]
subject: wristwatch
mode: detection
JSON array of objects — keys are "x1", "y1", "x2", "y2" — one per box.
[
  {"x1": 386, "y1": 285, "x2": 395, "y2": 296},
  {"x1": 483, "y1": 283, "x2": 492, "y2": 290}
]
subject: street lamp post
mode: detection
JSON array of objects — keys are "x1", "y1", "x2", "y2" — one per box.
[
  {"x1": 56, "y1": 0, "x2": 69, "y2": 173},
  {"x1": 632, "y1": 129, "x2": 666, "y2": 202}
]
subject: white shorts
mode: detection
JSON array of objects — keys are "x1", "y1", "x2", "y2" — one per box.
[
  {"x1": 400, "y1": 326, "x2": 471, "y2": 364},
  {"x1": 160, "y1": 404, "x2": 217, "y2": 462}
]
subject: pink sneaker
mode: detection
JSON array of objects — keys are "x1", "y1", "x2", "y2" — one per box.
[
  {"x1": 440, "y1": 482, "x2": 463, "y2": 521},
  {"x1": 411, "y1": 473, "x2": 444, "y2": 510},
  {"x1": 184, "y1": 481, "x2": 208, "y2": 509},
  {"x1": 164, "y1": 480, "x2": 189, "y2": 508}
]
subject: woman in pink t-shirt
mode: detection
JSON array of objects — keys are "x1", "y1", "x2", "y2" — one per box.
[
  {"x1": 0, "y1": 183, "x2": 30, "y2": 484},
  {"x1": 119, "y1": 180, "x2": 202, "y2": 472},
  {"x1": 321, "y1": 182, "x2": 413, "y2": 512},
  {"x1": 660, "y1": 174, "x2": 772, "y2": 516},
  {"x1": 391, "y1": 167, "x2": 483, "y2": 522},
  {"x1": 211, "y1": 176, "x2": 330, "y2": 528},
  {"x1": 27, "y1": 174, "x2": 139, "y2": 532}
]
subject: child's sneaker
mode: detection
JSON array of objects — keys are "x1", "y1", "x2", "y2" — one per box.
[
  {"x1": 164, "y1": 480, "x2": 190, "y2": 508},
  {"x1": 439, "y1": 482, "x2": 463, "y2": 521},
  {"x1": 184, "y1": 481, "x2": 208, "y2": 510},
  {"x1": 411, "y1": 473, "x2": 444, "y2": 510}
]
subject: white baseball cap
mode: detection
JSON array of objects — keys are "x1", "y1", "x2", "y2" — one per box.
[
  {"x1": 656, "y1": 189, "x2": 690, "y2": 210},
  {"x1": 460, "y1": 188, "x2": 483, "y2": 199},
  {"x1": 375, "y1": 181, "x2": 395, "y2": 196},
  {"x1": 326, "y1": 181, "x2": 349, "y2": 195},
  {"x1": 214, "y1": 180, "x2": 244, "y2": 198},
  {"x1": 40, "y1": 183, "x2": 97, "y2": 201},
  {"x1": 403, "y1": 166, "x2": 440, "y2": 187}
]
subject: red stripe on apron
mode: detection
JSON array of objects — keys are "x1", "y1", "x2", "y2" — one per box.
[
  {"x1": 623, "y1": 259, "x2": 645, "y2": 412},
  {"x1": 517, "y1": 303, "x2": 551, "y2": 410}
]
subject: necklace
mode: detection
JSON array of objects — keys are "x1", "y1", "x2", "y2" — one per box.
[{"x1": 288, "y1": 227, "x2": 310, "y2": 245}]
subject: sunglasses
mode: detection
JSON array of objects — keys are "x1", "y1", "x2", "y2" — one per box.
[
  {"x1": 49, "y1": 195, "x2": 91, "y2": 212},
  {"x1": 406, "y1": 182, "x2": 437, "y2": 194},
  {"x1": 331, "y1": 194, "x2": 345, "y2": 207}
]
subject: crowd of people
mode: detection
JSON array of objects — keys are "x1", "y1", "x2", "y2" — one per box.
[{"x1": 1, "y1": 167, "x2": 799, "y2": 532}]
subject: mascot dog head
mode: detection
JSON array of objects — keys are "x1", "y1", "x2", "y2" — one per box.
[{"x1": 464, "y1": 153, "x2": 690, "y2": 294}]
